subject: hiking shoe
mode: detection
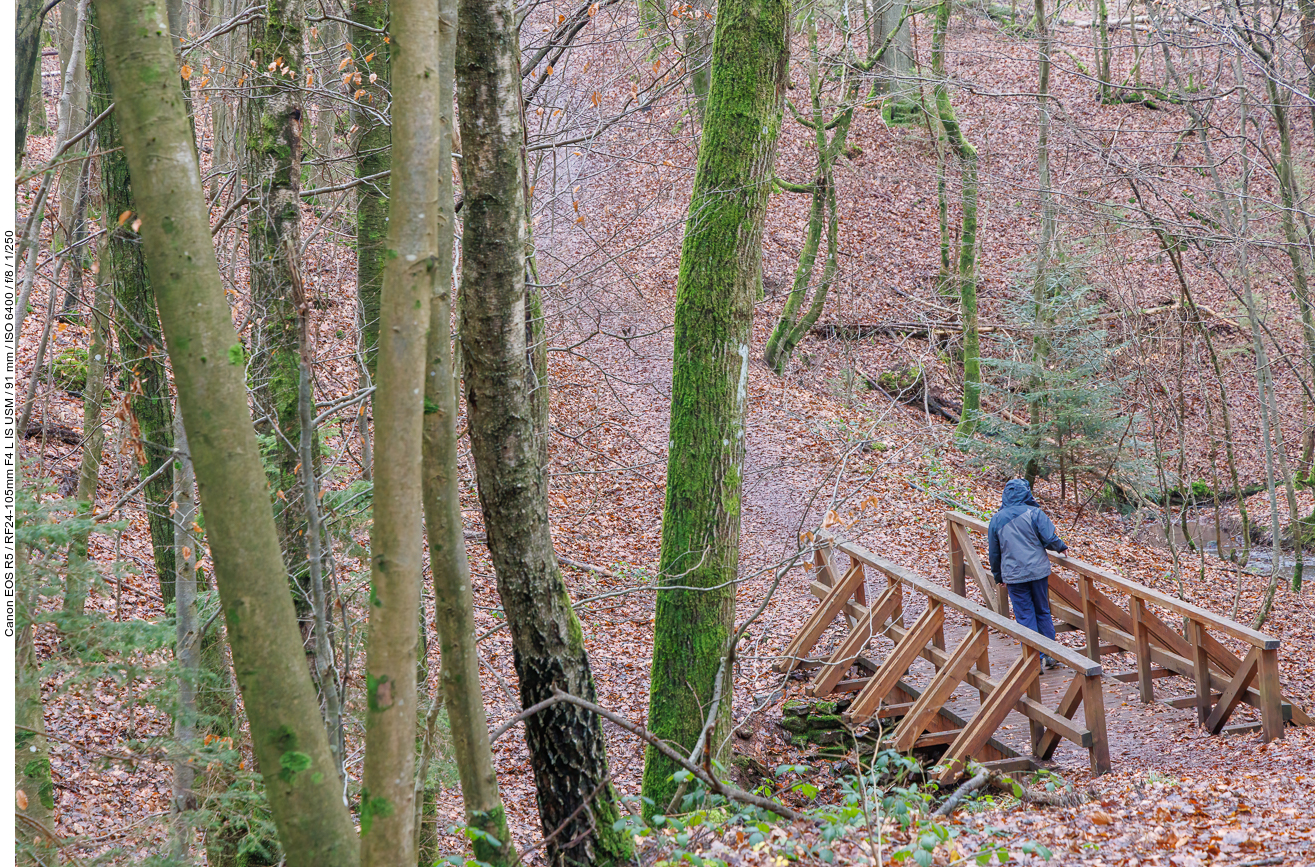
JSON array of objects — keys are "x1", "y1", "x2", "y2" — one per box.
[{"x1": 1041, "y1": 656, "x2": 1061, "y2": 671}]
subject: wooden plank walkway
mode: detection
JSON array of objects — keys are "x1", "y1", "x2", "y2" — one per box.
[
  {"x1": 899, "y1": 622, "x2": 1199, "y2": 770},
  {"x1": 774, "y1": 515, "x2": 1309, "y2": 782}
]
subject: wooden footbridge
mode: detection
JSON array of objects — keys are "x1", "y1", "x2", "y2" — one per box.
[{"x1": 775, "y1": 512, "x2": 1310, "y2": 782}]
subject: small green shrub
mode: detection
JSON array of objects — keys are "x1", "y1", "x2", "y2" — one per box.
[{"x1": 51, "y1": 347, "x2": 89, "y2": 393}]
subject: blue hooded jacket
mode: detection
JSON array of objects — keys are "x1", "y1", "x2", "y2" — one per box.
[{"x1": 987, "y1": 479, "x2": 1067, "y2": 585}]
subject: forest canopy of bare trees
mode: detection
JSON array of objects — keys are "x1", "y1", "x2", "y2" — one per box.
[{"x1": 10, "y1": 0, "x2": 1315, "y2": 863}]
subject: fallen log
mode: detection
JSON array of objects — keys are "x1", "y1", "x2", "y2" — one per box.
[{"x1": 23, "y1": 421, "x2": 82, "y2": 446}]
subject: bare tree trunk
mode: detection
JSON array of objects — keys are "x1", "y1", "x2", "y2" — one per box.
[
  {"x1": 358, "y1": 0, "x2": 442, "y2": 858},
  {"x1": 171, "y1": 411, "x2": 200, "y2": 862},
  {"x1": 63, "y1": 242, "x2": 110, "y2": 622},
  {"x1": 246, "y1": 0, "x2": 313, "y2": 624},
  {"x1": 16, "y1": 0, "x2": 50, "y2": 166},
  {"x1": 420, "y1": 0, "x2": 516, "y2": 861},
  {"x1": 92, "y1": 0, "x2": 359, "y2": 860},
  {"x1": 457, "y1": 0, "x2": 632, "y2": 861}
]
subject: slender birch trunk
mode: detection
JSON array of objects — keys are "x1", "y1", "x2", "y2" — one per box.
[
  {"x1": 421, "y1": 0, "x2": 516, "y2": 862},
  {"x1": 91, "y1": 1, "x2": 359, "y2": 861},
  {"x1": 358, "y1": 0, "x2": 441, "y2": 858},
  {"x1": 643, "y1": 0, "x2": 789, "y2": 815},
  {"x1": 457, "y1": 0, "x2": 633, "y2": 861},
  {"x1": 171, "y1": 412, "x2": 200, "y2": 861}
]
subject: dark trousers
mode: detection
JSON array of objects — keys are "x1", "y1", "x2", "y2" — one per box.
[{"x1": 1006, "y1": 576, "x2": 1057, "y2": 647}]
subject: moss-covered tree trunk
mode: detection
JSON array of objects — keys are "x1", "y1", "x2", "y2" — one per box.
[
  {"x1": 457, "y1": 0, "x2": 631, "y2": 863},
  {"x1": 92, "y1": 0, "x2": 359, "y2": 861},
  {"x1": 1025, "y1": 0, "x2": 1054, "y2": 482},
  {"x1": 929, "y1": 0, "x2": 980, "y2": 439},
  {"x1": 764, "y1": 12, "x2": 848, "y2": 374},
  {"x1": 246, "y1": 0, "x2": 313, "y2": 621},
  {"x1": 86, "y1": 3, "x2": 177, "y2": 605},
  {"x1": 419, "y1": 4, "x2": 516, "y2": 862},
  {"x1": 357, "y1": 0, "x2": 438, "y2": 856},
  {"x1": 351, "y1": 0, "x2": 390, "y2": 377},
  {"x1": 642, "y1": 0, "x2": 788, "y2": 814},
  {"x1": 62, "y1": 249, "x2": 111, "y2": 622},
  {"x1": 15, "y1": 544, "x2": 57, "y2": 866},
  {"x1": 16, "y1": 0, "x2": 48, "y2": 167}
]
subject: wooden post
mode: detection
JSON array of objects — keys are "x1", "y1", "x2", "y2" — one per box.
[
  {"x1": 852, "y1": 557, "x2": 868, "y2": 613},
  {"x1": 1080, "y1": 574, "x2": 1101, "y2": 662},
  {"x1": 975, "y1": 635, "x2": 992, "y2": 706},
  {"x1": 948, "y1": 515, "x2": 966, "y2": 597},
  {"x1": 1188, "y1": 618, "x2": 1212, "y2": 726},
  {"x1": 1131, "y1": 596, "x2": 1154, "y2": 703},
  {"x1": 1027, "y1": 670, "x2": 1044, "y2": 756},
  {"x1": 1082, "y1": 673, "x2": 1111, "y2": 775},
  {"x1": 1257, "y1": 647, "x2": 1285, "y2": 742}
]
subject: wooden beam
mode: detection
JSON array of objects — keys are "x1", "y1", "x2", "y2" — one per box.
[
  {"x1": 845, "y1": 603, "x2": 945, "y2": 725},
  {"x1": 1080, "y1": 574, "x2": 1101, "y2": 663},
  {"x1": 937, "y1": 648, "x2": 1040, "y2": 783},
  {"x1": 892, "y1": 625, "x2": 988, "y2": 752},
  {"x1": 1161, "y1": 694, "x2": 1221, "y2": 710},
  {"x1": 914, "y1": 729, "x2": 963, "y2": 747},
  {"x1": 775, "y1": 561, "x2": 866, "y2": 674},
  {"x1": 1083, "y1": 673, "x2": 1111, "y2": 775},
  {"x1": 1206, "y1": 647, "x2": 1260, "y2": 734},
  {"x1": 1110, "y1": 669, "x2": 1175, "y2": 683},
  {"x1": 807, "y1": 580, "x2": 1092, "y2": 748},
  {"x1": 947, "y1": 515, "x2": 966, "y2": 598},
  {"x1": 825, "y1": 539, "x2": 1102, "y2": 675},
  {"x1": 809, "y1": 582, "x2": 902, "y2": 696},
  {"x1": 1036, "y1": 674, "x2": 1084, "y2": 760},
  {"x1": 1189, "y1": 619, "x2": 1212, "y2": 726},
  {"x1": 950, "y1": 521, "x2": 999, "y2": 612},
  {"x1": 1258, "y1": 648, "x2": 1285, "y2": 742}
]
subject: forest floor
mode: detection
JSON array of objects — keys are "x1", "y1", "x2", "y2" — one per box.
[{"x1": 15, "y1": 3, "x2": 1315, "y2": 865}]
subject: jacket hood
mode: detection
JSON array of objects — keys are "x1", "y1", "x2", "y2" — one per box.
[{"x1": 1001, "y1": 479, "x2": 1040, "y2": 508}]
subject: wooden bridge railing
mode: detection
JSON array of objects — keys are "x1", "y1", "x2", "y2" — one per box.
[
  {"x1": 946, "y1": 510, "x2": 1310, "y2": 741},
  {"x1": 775, "y1": 531, "x2": 1110, "y2": 783}
]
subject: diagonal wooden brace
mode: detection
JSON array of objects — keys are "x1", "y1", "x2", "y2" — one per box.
[
  {"x1": 1035, "y1": 674, "x2": 1084, "y2": 760},
  {"x1": 809, "y1": 582, "x2": 902, "y2": 696},
  {"x1": 936, "y1": 647, "x2": 1040, "y2": 784},
  {"x1": 892, "y1": 624, "x2": 989, "y2": 752},
  {"x1": 844, "y1": 602, "x2": 945, "y2": 725},
  {"x1": 774, "y1": 561, "x2": 865, "y2": 675},
  {"x1": 1206, "y1": 646, "x2": 1260, "y2": 734}
]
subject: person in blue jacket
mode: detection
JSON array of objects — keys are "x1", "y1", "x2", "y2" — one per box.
[{"x1": 988, "y1": 479, "x2": 1068, "y2": 670}]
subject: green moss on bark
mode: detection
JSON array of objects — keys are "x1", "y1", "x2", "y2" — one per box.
[
  {"x1": 94, "y1": 0, "x2": 359, "y2": 861},
  {"x1": 87, "y1": 4, "x2": 176, "y2": 605},
  {"x1": 351, "y1": 0, "x2": 390, "y2": 377},
  {"x1": 643, "y1": 0, "x2": 789, "y2": 815}
]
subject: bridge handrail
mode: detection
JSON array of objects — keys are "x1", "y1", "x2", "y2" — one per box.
[
  {"x1": 821, "y1": 532, "x2": 1103, "y2": 676},
  {"x1": 945, "y1": 511, "x2": 1280, "y2": 650}
]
